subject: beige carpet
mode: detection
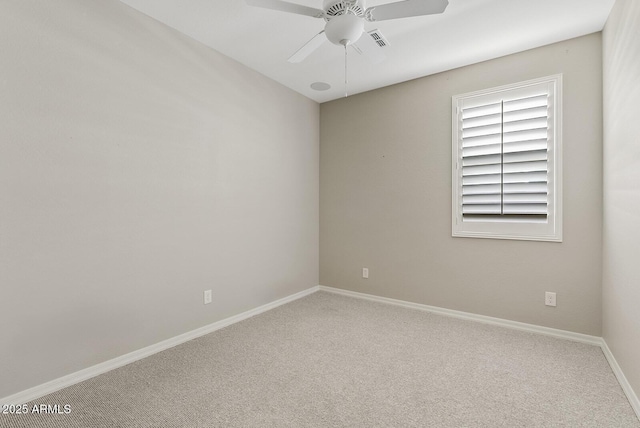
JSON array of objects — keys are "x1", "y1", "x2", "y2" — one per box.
[{"x1": 2, "y1": 291, "x2": 638, "y2": 427}]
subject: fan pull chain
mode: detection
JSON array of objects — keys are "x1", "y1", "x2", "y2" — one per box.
[{"x1": 344, "y1": 43, "x2": 348, "y2": 98}]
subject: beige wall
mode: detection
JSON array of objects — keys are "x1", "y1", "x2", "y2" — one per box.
[
  {"x1": 321, "y1": 34, "x2": 603, "y2": 335},
  {"x1": 603, "y1": 0, "x2": 640, "y2": 404},
  {"x1": 0, "y1": 0, "x2": 318, "y2": 398}
]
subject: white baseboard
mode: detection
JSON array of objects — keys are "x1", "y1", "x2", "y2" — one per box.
[
  {"x1": 600, "y1": 339, "x2": 640, "y2": 420},
  {"x1": 1, "y1": 285, "x2": 319, "y2": 406},
  {"x1": 5, "y1": 283, "x2": 639, "y2": 422},
  {"x1": 319, "y1": 286, "x2": 601, "y2": 345},
  {"x1": 319, "y1": 285, "x2": 640, "y2": 418}
]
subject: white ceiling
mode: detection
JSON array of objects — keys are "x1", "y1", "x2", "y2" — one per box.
[{"x1": 119, "y1": 0, "x2": 615, "y2": 103}]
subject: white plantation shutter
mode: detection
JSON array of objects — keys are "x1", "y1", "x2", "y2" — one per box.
[
  {"x1": 452, "y1": 76, "x2": 562, "y2": 242},
  {"x1": 461, "y1": 92, "x2": 549, "y2": 219}
]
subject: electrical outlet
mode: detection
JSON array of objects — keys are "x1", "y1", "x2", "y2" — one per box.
[
  {"x1": 545, "y1": 292, "x2": 556, "y2": 307},
  {"x1": 362, "y1": 268, "x2": 369, "y2": 279},
  {"x1": 204, "y1": 289, "x2": 212, "y2": 305}
]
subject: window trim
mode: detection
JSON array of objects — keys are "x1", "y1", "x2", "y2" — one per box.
[{"x1": 451, "y1": 75, "x2": 563, "y2": 242}]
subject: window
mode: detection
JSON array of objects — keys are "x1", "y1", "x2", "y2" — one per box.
[{"x1": 452, "y1": 75, "x2": 562, "y2": 242}]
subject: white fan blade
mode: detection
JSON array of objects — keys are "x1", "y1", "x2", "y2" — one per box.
[
  {"x1": 365, "y1": 0, "x2": 448, "y2": 22},
  {"x1": 288, "y1": 31, "x2": 327, "y2": 63},
  {"x1": 352, "y1": 31, "x2": 386, "y2": 64},
  {"x1": 246, "y1": 0, "x2": 325, "y2": 18}
]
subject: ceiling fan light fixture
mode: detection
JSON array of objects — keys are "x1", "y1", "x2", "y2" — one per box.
[
  {"x1": 246, "y1": 0, "x2": 449, "y2": 62},
  {"x1": 325, "y1": 13, "x2": 364, "y2": 46}
]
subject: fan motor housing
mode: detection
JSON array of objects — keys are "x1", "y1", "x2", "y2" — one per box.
[{"x1": 323, "y1": 0, "x2": 365, "y2": 21}]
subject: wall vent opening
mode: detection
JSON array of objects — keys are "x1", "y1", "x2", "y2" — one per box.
[{"x1": 367, "y1": 29, "x2": 389, "y2": 47}]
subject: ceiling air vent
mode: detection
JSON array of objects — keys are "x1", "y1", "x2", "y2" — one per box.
[{"x1": 367, "y1": 29, "x2": 389, "y2": 47}]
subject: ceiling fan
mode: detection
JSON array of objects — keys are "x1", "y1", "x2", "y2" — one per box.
[{"x1": 246, "y1": 0, "x2": 449, "y2": 63}]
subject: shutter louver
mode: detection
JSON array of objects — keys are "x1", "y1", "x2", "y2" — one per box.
[{"x1": 460, "y1": 91, "x2": 549, "y2": 221}]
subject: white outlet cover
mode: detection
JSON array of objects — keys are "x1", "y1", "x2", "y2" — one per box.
[
  {"x1": 545, "y1": 292, "x2": 556, "y2": 307},
  {"x1": 204, "y1": 290, "x2": 212, "y2": 305}
]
